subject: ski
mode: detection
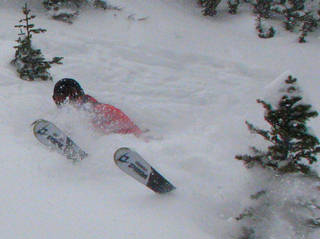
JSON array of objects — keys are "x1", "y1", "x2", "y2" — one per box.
[
  {"x1": 32, "y1": 119, "x2": 88, "y2": 160},
  {"x1": 114, "y1": 147, "x2": 176, "y2": 193}
]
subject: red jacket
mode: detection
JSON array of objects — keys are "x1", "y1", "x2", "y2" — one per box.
[{"x1": 77, "y1": 95, "x2": 143, "y2": 137}]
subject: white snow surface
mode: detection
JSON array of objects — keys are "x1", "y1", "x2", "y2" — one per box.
[{"x1": 0, "y1": 0, "x2": 319, "y2": 238}]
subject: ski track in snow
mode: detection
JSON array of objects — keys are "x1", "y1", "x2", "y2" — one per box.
[{"x1": 0, "y1": 1, "x2": 319, "y2": 239}]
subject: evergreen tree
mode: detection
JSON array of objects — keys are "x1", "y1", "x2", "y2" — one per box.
[
  {"x1": 298, "y1": 12, "x2": 319, "y2": 43},
  {"x1": 11, "y1": 3, "x2": 63, "y2": 81},
  {"x1": 228, "y1": 0, "x2": 240, "y2": 15},
  {"x1": 198, "y1": 0, "x2": 222, "y2": 16},
  {"x1": 253, "y1": 0, "x2": 272, "y2": 18},
  {"x1": 43, "y1": 0, "x2": 84, "y2": 10},
  {"x1": 43, "y1": 0, "x2": 82, "y2": 23},
  {"x1": 235, "y1": 75, "x2": 320, "y2": 239},
  {"x1": 198, "y1": 0, "x2": 320, "y2": 42},
  {"x1": 255, "y1": 15, "x2": 276, "y2": 38},
  {"x1": 42, "y1": 0, "x2": 117, "y2": 23},
  {"x1": 236, "y1": 75, "x2": 320, "y2": 174}
]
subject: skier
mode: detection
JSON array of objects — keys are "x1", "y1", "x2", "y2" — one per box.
[{"x1": 52, "y1": 78, "x2": 144, "y2": 137}]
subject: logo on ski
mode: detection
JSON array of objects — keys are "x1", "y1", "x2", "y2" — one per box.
[
  {"x1": 37, "y1": 125, "x2": 64, "y2": 150},
  {"x1": 37, "y1": 126, "x2": 48, "y2": 135},
  {"x1": 118, "y1": 153, "x2": 148, "y2": 179},
  {"x1": 118, "y1": 153, "x2": 129, "y2": 163},
  {"x1": 128, "y1": 162, "x2": 148, "y2": 179},
  {"x1": 32, "y1": 119, "x2": 87, "y2": 160}
]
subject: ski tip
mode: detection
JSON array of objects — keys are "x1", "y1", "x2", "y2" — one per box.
[
  {"x1": 114, "y1": 147, "x2": 131, "y2": 161},
  {"x1": 31, "y1": 119, "x2": 46, "y2": 127},
  {"x1": 32, "y1": 119, "x2": 51, "y2": 137}
]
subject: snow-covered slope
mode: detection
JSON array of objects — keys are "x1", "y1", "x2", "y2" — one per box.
[{"x1": 0, "y1": 1, "x2": 319, "y2": 238}]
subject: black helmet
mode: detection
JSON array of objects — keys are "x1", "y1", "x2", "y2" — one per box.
[{"x1": 53, "y1": 78, "x2": 85, "y2": 105}]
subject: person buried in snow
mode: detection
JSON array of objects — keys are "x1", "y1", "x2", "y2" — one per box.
[{"x1": 52, "y1": 78, "x2": 145, "y2": 138}]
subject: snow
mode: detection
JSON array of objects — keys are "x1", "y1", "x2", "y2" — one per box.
[{"x1": 0, "y1": 0, "x2": 319, "y2": 238}]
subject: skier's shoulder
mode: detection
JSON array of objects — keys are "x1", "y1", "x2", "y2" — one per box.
[
  {"x1": 83, "y1": 95, "x2": 115, "y2": 109},
  {"x1": 82, "y1": 94, "x2": 99, "y2": 104},
  {"x1": 83, "y1": 95, "x2": 130, "y2": 119},
  {"x1": 86, "y1": 97, "x2": 122, "y2": 114},
  {"x1": 96, "y1": 102, "x2": 125, "y2": 116}
]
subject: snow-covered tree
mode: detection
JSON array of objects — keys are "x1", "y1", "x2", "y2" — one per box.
[
  {"x1": 236, "y1": 75, "x2": 320, "y2": 174},
  {"x1": 228, "y1": 0, "x2": 240, "y2": 14},
  {"x1": 198, "y1": 0, "x2": 241, "y2": 15},
  {"x1": 235, "y1": 75, "x2": 320, "y2": 239},
  {"x1": 197, "y1": 0, "x2": 222, "y2": 16},
  {"x1": 11, "y1": 3, "x2": 63, "y2": 81},
  {"x1": 42, "y1": 0, "x2": 119, "y2": 24},
  {"x1": 42, "y1": 0, "x2": 108, "y2": 10},
  {"x1": 252, "y1": 0, "x2": 273, "y2": 18},
  {"x1": 272, "y1": 0, "x2": 320, "y2": 42},
  {"x1": 298, "y1": 11, "x2": 320, "y2": 43},
  {"x1": 255, "y1": 15, "x2": 275, "y2": 38},
  {"x1": 198, "y1": 0, "x2": 320, "y2": 42}
]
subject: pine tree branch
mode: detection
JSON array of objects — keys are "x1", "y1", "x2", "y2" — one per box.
[{"x1": 246, "y1": 121, "x2": 271, "y2": 142}]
